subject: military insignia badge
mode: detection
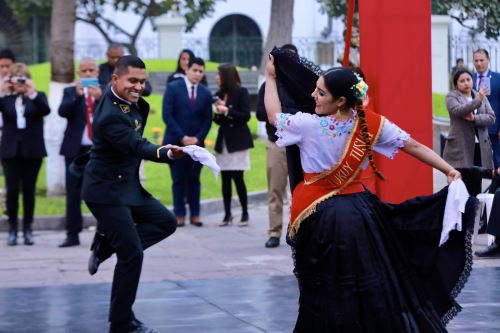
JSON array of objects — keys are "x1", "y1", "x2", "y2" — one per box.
[
  {"x1": 134, "y1": 119, "x2": 142, "y2": 131},
  {"x1": 119, "y1": 104, "x2": 131, "y2": 113}
]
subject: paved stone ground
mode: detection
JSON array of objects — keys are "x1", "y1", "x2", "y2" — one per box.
[{"x1": 0, "y1": 171, "x2": 499, "y2": 332}]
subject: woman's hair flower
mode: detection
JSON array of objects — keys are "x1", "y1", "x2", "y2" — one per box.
[{"x1": 351, "y1": 73, "x2": 368, "y2": 99}]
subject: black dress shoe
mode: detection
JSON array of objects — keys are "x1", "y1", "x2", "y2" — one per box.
[
  {"x1": 23, "y1": 229, "x2": 34, "y2": 246},
  {"x1": 265, "y1": 237, "x2": 280, "y2": 248},
  {"x1": 109, "y1": 318, "x2": 158, "y2": 333},
  {"x1": 88, "y1": 251, "x2": 102, "y2": 276},
  {"x1": 7, "y1": 230, "x2": 17, "y2": 246},
  {"x1": 59, "y1": 235, "x2": 80, "y2": 248},
  {"x1": 475, "y1": 242, "x2": 500, "y2": 258}
]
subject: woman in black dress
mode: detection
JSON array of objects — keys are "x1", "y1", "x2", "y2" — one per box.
[{"x1": 264, "y1": 48, "x2": 475, "y2": 332}]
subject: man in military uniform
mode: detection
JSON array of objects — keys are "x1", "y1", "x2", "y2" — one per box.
[{"x1": 82, "y1": 55, "x2": 183, "y2": 333}]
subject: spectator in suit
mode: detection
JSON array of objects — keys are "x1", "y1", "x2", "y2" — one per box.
[
  {"x1": 57, "y1": 57, "x2": 103, "y2": 247},
  {"x1": 167, "y1": 49, "x2": 195, "y2": 84},
  {"x1": 99, "y1": 44, "x2": 152, "y2": 96},
  {"x1": 0, "y1": 63, "x2": 50, "y2": 246},
  {"x1": 162, "y1": 57, "x2": 212, "y2": 227},
  {"x1": 257, "y1": 44, "x2": 297, "y2": 247},
  {"x1": 473, "y1": 48, "x2": 500, "y2": 167},
  {"x1": 213, "y1": 63, "x2": 254, "y2": 227},
  {"x1": 443, "y1": 68, "x2": 495, "y2": 197}
]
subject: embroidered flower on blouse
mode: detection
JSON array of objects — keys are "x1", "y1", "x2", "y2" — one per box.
[{"x1": 319, "y1": 115, "x2": 355, "y2": 138}]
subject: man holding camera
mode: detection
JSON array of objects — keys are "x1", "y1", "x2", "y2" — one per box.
[{"x1": 57, "y1": 57, "x2": 102, "y2": 247}]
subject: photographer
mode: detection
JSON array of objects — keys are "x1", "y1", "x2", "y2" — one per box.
[{"x1": 0, "y1": 63, "x2": 50, "y2": 246}]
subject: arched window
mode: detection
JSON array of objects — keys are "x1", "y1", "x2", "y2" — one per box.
[{"x1": 209, "y1": 14, "x2": 262, "y2": 68}]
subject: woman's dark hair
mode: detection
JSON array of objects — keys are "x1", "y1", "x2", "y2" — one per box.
[
  {"x1": 322, "y1": 67, "x2": 359, "y2": 109},
  {"x1": 217, "y1": 63, "x2": 241, "y2": 95},
  {"x1": 175, "y1": 49, "x2": 195, "y2": 74},
  {"x1": 452, "y1": 68, "x2": 473, "y2": 87},
  {"x1": 323, "y1": 67, "x2": 384, "y2": 180}
]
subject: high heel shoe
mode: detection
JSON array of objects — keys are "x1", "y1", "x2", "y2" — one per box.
[
  {"x1": 238, "y1": 213, "x2": 249, "y2": 227},
  {"x1": 218, "y1": 215, "x2": 233, "y2": 227}
]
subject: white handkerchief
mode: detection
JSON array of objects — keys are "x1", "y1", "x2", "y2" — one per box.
[
  {"x1": 181, "y1": 145, "x2": 221, "y2": 178},
  {"x1": 440, "y1": 179, "x2": 469, "y2": 246}
]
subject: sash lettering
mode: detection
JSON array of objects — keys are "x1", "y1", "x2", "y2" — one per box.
[{"x1": 288, "y1": 111, "x2": 385, "y2": 239}]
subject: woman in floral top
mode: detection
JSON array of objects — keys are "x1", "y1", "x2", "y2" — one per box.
[{"x1": 264, "y1": 49, "x2": 475, "y2": 333}]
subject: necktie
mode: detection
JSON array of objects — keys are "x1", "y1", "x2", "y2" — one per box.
[
  {"x1": 478, "y1": 75, "x2": 484, "y2": 91},
  {"x1": 190, "y1": 85, "x2": 196, "y2": 106},
  {"x1": 85, "y1": 93, "x2": 94, "y2": 140}
]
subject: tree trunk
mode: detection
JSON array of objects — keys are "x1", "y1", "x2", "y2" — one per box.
[
  {"x1": 259, "y1": 0, "x2": 294, "y2": 71},
  {"x1": 46, "y1": 0, "x2": 77, "y2": 196},
  {"x1": 50, "y1": 0, "x2": 76, "y2": 83}
]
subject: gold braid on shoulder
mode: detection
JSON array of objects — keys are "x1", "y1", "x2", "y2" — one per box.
[{"x1": 355, "y1": 101, "x2": 384, "y2": 180}]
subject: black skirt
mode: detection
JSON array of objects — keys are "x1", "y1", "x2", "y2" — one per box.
[{"x1": 287, "y1": 187, "x2": 476, "y2": 333}]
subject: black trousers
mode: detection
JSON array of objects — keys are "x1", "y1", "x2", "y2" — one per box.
[
  {"x1": 64, "y1": 145, "x2": 91, "y2": 237},
  {"x1": 1, "y1": 156, "x2": 42, "y2": 230},
  {"x1": 221, "y1": 170, "x2": 248, "y2": 217},
  {"x1": 86, "y1": 197, "x2": 177, "y2": 324}
]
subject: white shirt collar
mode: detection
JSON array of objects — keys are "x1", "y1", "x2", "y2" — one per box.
[
  {"x1": 184, "y1": 76, "x2": 197, "y2": 92},
  {"x1": 111, "y1": 87, "x2": 132, "y2": 105}
]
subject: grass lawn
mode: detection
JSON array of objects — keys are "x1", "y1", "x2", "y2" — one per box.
[{"x1": 10, "y1": 61, "x2": 447, "y2": 216}]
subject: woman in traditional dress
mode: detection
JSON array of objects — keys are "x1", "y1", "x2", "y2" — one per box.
[{"x1": 264, "y1": 48, "x2": 475, "y2": 332}]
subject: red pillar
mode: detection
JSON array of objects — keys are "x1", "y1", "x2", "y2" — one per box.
[{"x1": 358, "y1": 0, "x2": 433, "y2": 202}]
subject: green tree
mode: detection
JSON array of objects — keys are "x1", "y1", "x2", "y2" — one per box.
[
  {"x1": 434, "y1": 0, "x2": 500, "y2": 39},
  {"x1": 76, "y1": 0, "x2": 221, "y2": 55},
  {"x1": 318, "y1": 0, "x2": 500, "y2": 40},
  {"x1": 6, "y1": 0, "x2": 222, "y2": 56}
]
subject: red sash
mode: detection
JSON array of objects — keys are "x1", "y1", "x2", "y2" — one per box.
[{"x1": 288, "y1": 111, "x2": 385, "y2": 238}]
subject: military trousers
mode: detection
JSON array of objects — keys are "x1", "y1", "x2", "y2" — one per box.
[{"x1": 86, "y1": 197, "x2": 177, "y2": 324}]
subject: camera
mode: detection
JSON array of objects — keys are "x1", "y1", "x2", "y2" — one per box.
[
  {"x1": 11, "y1": 75, "x2": 27, "y2": 85},
  {"x1": 212, "y1": 95, "x2": 220, "y2": 103}
]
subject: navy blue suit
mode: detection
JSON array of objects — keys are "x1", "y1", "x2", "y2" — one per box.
[
  {"x1": 162, "y1": 79, "x2": 212, "y2": 217},
  {"x1": 474, "y1": 70, "x2": 500, "y2": 167},
  {"x1": 58, "y1": 86, "x2": 97, "y2": 237},
  {"x1": 0, "y1": 92, "x2": 50, "y2": 231}
]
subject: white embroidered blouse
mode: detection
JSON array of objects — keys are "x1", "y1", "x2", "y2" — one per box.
[{"x1": 274, "y1": 111, "x2": 411, "y2": 173}]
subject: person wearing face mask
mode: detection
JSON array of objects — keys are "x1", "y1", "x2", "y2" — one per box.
[
  {"x1": 57, "y1": 57, "x2": 103, "y2": 248},
  {"x1": 0, "y1": 63, "x2": 50, "y2": 246},
  {"x1": 162, "y1": 57, "x2": 212, "y2": 227},
  {"x1": 82, "y1": 55, "x2": 185, "y2": 333},
  {"x1": 264, "y1": 48, "x2": 475, "y2": 332},
  {"x1": 443, "y1": 68, "x2": 495, "y2": 197}
]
